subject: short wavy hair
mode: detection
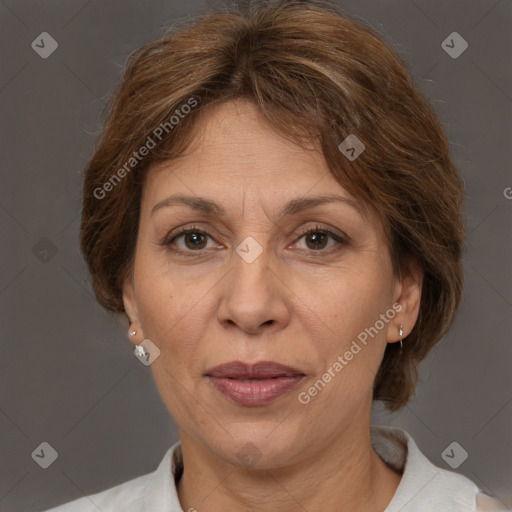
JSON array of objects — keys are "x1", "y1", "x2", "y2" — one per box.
[{"x1": 80, "y1": 0, "x2": 465, "y2": 411}]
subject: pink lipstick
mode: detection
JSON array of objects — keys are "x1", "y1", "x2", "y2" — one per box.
[{"x1": 205, "y1": 360, "x2": 305, "y2": 406}]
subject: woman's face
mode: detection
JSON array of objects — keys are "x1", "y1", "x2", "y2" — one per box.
[{"x1": 123, "y1": 99, "x2": 420, "y2": 469}]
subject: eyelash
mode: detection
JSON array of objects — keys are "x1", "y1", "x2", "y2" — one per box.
[{"x1": 162, "y1": 224, "x2": 348, "y2": 257}]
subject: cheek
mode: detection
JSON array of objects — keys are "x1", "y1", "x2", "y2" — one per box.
[
  {"x1": 309, "y1": 263, "x2": 393, "y2": 340},
  {"x1": 301, "y1": 266, "x2": 393, "y2": 393},
  {"x1": 132, "y1": 252, "x2": 230, "y2": 391},
  {"x1": 133, "y1": 257, "x2": 211, "y2": 414},
  {"x1": 132, "y1": 252, "x2": 200, "y2": 346}
]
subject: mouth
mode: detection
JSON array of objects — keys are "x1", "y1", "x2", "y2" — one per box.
[{"x1": 205, "y1": 360, "x2": 305, "y2": 406}]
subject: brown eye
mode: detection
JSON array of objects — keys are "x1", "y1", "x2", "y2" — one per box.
[
  {"x1": 295, "y1": 227, "x2": 346, "y2": 253},
  {"x1": 164, "y1": 228, "x2": 215, "y2": 252},
  {"x1": 304, "y1": 231, "x2": 329, "y2": 250},
  {"x1": 182, "y1": 231, "x2": 208, "y2": 250}
]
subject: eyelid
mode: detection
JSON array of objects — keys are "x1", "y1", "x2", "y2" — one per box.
[
  {"x1": 162, "y1": 224, "x2": 221, "y2": 249},
  {"x1": 291, "y1": 223, "x2": 349, "y2": 244}
]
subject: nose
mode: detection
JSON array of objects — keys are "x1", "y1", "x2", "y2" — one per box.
[{"x1": 217, "y1": 244, "x2": 291, "y2": 336}]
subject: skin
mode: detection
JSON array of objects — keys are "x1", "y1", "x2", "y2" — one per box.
[{"x1": 123, "y1": 99, "x2": 423, "y2": 512}]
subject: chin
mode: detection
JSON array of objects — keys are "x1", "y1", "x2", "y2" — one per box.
[{"x1": 206, "y1": 423, "x2": 304, "y2": 470}]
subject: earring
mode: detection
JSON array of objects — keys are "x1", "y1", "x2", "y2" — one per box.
[
  {"x1": 129, "y1": 330, "x2": 137, "y2": 337},
  {"x1": 399, "y1": 325, "x2": 404, "y2": 349}
]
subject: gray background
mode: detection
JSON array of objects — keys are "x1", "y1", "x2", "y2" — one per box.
[{"x1": 0, "y1": 0, "x2": 510, "y2": 511}]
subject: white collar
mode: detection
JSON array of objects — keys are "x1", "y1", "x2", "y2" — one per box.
[{"x1": 138, "y1": 425, "x2": 503, "y2": 511}]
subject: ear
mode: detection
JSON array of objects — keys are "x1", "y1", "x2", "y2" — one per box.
[
  {"x1": 122, "y1": 272, "x2": 141, "y2": 345},
  {"x1": 387, "y1": 259, "x2": 423, "y2": 343}
]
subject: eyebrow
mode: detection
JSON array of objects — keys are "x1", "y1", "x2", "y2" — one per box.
[{"x1": 150, "y1": 193, "x2": 362, "y2": 218}]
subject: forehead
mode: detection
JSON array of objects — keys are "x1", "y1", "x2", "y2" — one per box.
[
  {"x1": 140, "y1": 98, "x2": 383, "y2": 236},
  {"x1": 141, "y1": 100, "x2": 384, "y2": 240},
  {"x1": 145, "y1": 99, "x2": 347, "y2": 199}
]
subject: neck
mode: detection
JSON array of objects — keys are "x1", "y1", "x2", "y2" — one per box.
[{"x1": 176, "y1": 418, "x2": 401, "y2": 512}]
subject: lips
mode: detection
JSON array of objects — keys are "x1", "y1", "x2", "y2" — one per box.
[
  {"x1": 205, "y1": 361, "x2": 305, "y2": 406},
  {"x1": 206, "y1": 360, "x2": 304, "y2": 379}
]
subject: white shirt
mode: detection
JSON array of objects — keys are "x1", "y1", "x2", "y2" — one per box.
[{"x1": 42, "y1": 425, "x2": 508, "y2": 511}]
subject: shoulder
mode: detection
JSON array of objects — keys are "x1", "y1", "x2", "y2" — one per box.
[
  {"x1": 371, "y1": 425, "x2": 509, "y2": 512},
  {"x1": 475, "y1": 491, "x2": 511, "y2": 511},
  {"x1": 40, "y1": 472, "x2": 150, "y2": 512},
  {"x1": 40, "y1": 444, "x2": 180, "y2": 512}
]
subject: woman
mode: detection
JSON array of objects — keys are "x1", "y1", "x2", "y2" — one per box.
[{"x1": 43, "y1": 1, "x2": 507, "y2": 511}]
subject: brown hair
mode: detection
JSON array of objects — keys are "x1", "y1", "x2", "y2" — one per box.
[{"x1": 80, "y1": 0, "x2": 465, "y2": 410}]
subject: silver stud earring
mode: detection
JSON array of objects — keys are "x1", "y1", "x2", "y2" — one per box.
[
  {"x1": 129, "y1": 330, "x2": 137, "y2": 337},
  {"x1": 399, "y1": 325, "x2": 404, "y2": 349}
]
